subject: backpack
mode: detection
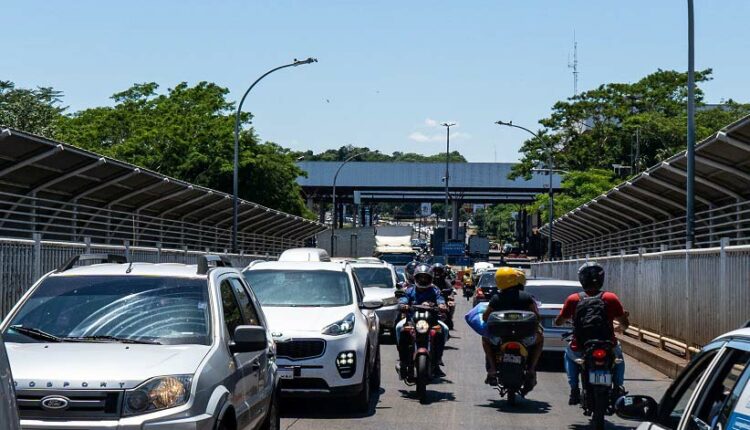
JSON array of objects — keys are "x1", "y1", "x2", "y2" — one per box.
[{"x1": 573, "y1": 292, "x2": 613, "y2": 345}]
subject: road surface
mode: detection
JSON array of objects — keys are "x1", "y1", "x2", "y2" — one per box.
[{"x1": 281, "y1": 297, "x2": 672, "y2": 430}]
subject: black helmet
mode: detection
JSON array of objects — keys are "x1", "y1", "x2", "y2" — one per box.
[
  {"x1": 578, "y1": 262, "x2": 605, "y2": 291},
  {"x1": 431, "y1": 263, "x2": 446, "y2": 278},
  {"x1": 414, "y1": 263, "x2": 434, "y2": 289},
  {"x1": 404, "y1": 261, "x2": 418, "y2": 282}
]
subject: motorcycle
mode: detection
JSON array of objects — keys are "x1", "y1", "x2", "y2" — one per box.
[
  {"x1": 396, "y1": 303, "x2": 444, "y2": 403},
  {"x1": 485, "y1": 310, "x2": 538, "y2": 405},
  {"x1": 462, "y1": 282, "x2": 475, "y2": 301},
  {"x1": 440, "y1": 287, "x2": 456, "y2": 330},
  {"x1": 563, "y1": 332, "x2": 623, "y2": 430}
]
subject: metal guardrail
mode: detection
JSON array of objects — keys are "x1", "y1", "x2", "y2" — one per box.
[
  {"x1": 0, "y1": 236, "x2": 273, "y2": 318},
  {"x1": 0, "y1": 191, "x2": 305, "y2": 255},
  {"x1": 533, "y1": 240, "x2": 750, "y2": 352},
  {"x1": 560, "y1": 200, "x2": 750, "y2": 257}
]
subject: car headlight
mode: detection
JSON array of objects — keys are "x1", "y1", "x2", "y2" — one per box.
[
  {"x1": 123, "y1": 375, "x2": 192, "y2": 416},
  {"x1": 382, "y1": 297, "x2": 398, "y2": 306},
  {"x1": 322, "y1": 313, "x2": 356, "y2": 336},
  {"x1": 415, "y1": 320, "x2": 430, "y2": 334}
]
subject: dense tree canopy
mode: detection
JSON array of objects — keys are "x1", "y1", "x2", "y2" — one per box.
[
  {"x1": 295, "y1": 145, "x2": 467, "y2": 163},
  {"x1": 0, "y1": 81, "x2": 65, "y2": 137}
]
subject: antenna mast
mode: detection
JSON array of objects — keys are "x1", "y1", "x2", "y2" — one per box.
[{"x1": 568, "y1": 31, "x2": 579, "y2": 96}]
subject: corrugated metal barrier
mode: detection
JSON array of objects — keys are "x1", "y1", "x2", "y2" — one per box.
[{"x1": 532, "y1": 239, "x2": 750, "y2": 349}]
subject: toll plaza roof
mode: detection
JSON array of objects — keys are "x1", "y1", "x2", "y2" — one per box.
[
  {"x1": 296, "y1": 161, "x2": 562, "y2": 203},
  {"x1": 544, "y1": 114, "x2": 750, "y2": 246},
  {"x1": 0, "y1": 128, "x2": 325, "y2": 241}
]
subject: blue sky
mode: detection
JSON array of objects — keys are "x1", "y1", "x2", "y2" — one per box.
[{"x1": 4, "y1": 1, "x2": 749, "y2": 162}]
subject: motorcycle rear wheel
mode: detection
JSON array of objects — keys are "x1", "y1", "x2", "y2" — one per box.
[
  {"x1": 416, "y1": 355, "x2": 429, "y2": 404},
  {"x1": 506, "y1": 391, "x2": 516, "y2": 405},
  {"x1": 591, "y1": 386, "x2": 608, "y2": 430}
]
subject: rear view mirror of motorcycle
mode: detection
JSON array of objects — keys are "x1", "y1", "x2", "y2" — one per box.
[{"x1": 614, "y1": 395, "x2": 658, "y2": 422}]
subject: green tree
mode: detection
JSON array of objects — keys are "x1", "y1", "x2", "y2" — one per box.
[
  {"x1": 0, "y1": 80, "x2": 66, "y2": 136},
  {"x1": 296, "y1": 145, "x2": 467, "y2": 162},
  {"x1": 56, "y1": 82, "x2": 311, "y2": 217},
  {"x1": 529, "y1": 169, "x2": 618, "y2": 223}
]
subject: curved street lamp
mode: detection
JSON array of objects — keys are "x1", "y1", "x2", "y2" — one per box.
[
  {"x1": 232, "y1": 57, "x2": 318, "y2": 253},
  {"x1": 330, "y1": 150, "x2": 372, "y2": 256},
  {"x1": 495, "y1": 120, "x2": 557, "y2": 259}
]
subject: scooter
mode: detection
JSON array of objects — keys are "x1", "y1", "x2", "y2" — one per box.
[
  {"x1": 486, "y1": 310, "x2": 538, "y2": 405},
  {"x1": 563, "y1": 332, "x2": 623, "y2": 430}
]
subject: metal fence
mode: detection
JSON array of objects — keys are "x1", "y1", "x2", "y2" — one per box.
[
  {"x1": 532, "y1": 239, "x2": 750, "y2": 349},
  {"x1": 0, "y1": 191, "x2": 307, "y2": 255},
  {"x1": 559, "y1": 200, "x2": 750, "y2": 258},
  {"x1": 0, "y1": 236, "x2": 272, "y2": 318}
]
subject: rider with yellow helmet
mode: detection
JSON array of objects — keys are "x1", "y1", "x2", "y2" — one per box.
[{"x1": 481, "y1": 267, "x2": 544, "y2": 389}]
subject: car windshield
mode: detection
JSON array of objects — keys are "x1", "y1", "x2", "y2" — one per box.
[
  {"x1": 244, "y1": 270, "x2": 352, "y2": 307},
  {"x1": 478, "y1": 272, "x2": 497, "y2": 290},
  {"x1": 525, "y1": 284, "x2": 581, "y2": 304},
  {"x1": 378, "y1": 253, "x2": 415, "y2": 266},
  {"x1": 4, "y1": 276, "x2": 210, "y2": 345},
  {"x1": 353, "y1": 267, "x2": 395, "y2": 289}
]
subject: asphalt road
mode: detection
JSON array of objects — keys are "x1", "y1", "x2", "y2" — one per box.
[{"x1": 280, "y1": 298, "x2": 672, "y2": 430}]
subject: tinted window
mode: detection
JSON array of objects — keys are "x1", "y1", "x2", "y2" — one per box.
[
  {"x1": 478, "y1": 272, "x2": 497, "y2": 290},
  {"x1": 220, "y1": 280, "x2": 243, "y2": 340},
  {"x1": 244, "y1": 270, "x2": 352, "y2": 307},
  {"x1": 353, "y1": 267, "x2": 395, "y2": 289},
  {"x1": 229, "y1": 278, "x2": 260, "y2": 326},
  {"x1": 5, "y1": 276, "x2": 210, "y2": 345},
  {"x1": 689, "y1": 349, "x2": 750, "y2": 429},
  {"x1": 525, "y1": 284, "x2": 581, "y2": 304}
]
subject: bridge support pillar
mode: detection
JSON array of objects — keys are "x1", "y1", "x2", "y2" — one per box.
[{"x1": 451, "y1": 200, "x2": 461, "y2": 239}]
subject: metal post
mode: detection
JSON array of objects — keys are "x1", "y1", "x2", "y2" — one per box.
[
  {"x1": 441, "y1": 123, "x2": 455, "y2": 242},
  {"x1": 331, "y1": 151, "x2": 371, "y2": 256},
  {"x1": 548, "y1": 147, "x2": 554, "y2": 260},
  {"x1": 686, "y1": 0, "x2": 696, "y2": 247},
  {"x1": 232, "y1": 57, "x2": 317, "y2": 253}
]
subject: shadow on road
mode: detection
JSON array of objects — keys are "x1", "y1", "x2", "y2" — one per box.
[
  {"x1": 280, "y1": 388, "x2": 384, "y2": 419},
  {"x1": 477, "y1": 397, "x2": 552, "y2": 414},
  {"x1": 398, "y1": 388, "x2": 456, "y2": 404},
  {"x1": 568, "y1": 423, "x2": 634, "y2": 430}
]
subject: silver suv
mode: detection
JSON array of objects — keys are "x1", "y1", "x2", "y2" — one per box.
[{"x1": 1, "y1": 254, "x2": 278, "y2": 430}]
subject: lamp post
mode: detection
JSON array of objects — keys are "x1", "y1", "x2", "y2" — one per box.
[
  {"x1": 331, "y1": 151, "x2": 371, "y2": 256},
  {"x1": 495, "y1": 120, "x2": 557, "y2": 260},
  {"x1": 686, "y1": 0, "x2": 696, "y2": 247},
  {"x1": 441, "y1": 122, "x2": 455, "y2": 245},
  {"x1": 232, "y1": 57, "x2": 317, "y2": 253}
]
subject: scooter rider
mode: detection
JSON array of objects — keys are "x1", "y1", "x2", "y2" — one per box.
[
  {"x1": 554, "y1": 262, "x2": 630, "y2": 405},
  {"x1": 482, "y1": 267, "x2": 544, "y2": 390},
  {"x1": 396, "y1": 264, "x2": 449, "y2": 378},
  {"x1": 431, "y1": 263, "x2": 453, "y2": 291}
]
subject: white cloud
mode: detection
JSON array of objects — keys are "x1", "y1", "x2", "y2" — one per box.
[
  {"x1": 408, "y1": 132, "x2": 432, "y2": 143},
  {"x1": 424, "y1": 118, "x2": 438, "y2": 127},
  {"x1": 408, "y1": 120, "x2": 469, "y2": 143}
]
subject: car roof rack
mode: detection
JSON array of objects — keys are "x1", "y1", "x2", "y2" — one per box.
[
  {"x1": 56, "y1": 253, "x2": 128, "y2": 272},
  {"x1": 197, "y1": 255, "x2": 233, "y2": 275}
]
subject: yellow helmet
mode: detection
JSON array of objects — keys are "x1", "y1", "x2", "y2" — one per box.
[{"x1": 495, "y1": 267, "x2": 526, "y2": 290}]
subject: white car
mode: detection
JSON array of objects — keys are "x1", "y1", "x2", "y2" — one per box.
[
  {"x1": 350, "y1": 260, "x2": 401, "y2": 336},
  {"x1": 0, "y1": 333, "x2": 20, "y2": 430},
  {"x1": 524, "y1": 279, "x2": 582, "y2": 353},
  {"x1": 243, "y1": 252, "x2": 382, "y2": 412}
]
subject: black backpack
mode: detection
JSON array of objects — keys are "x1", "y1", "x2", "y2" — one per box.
[{"x1": 573, "y1": 292, "x2": 613, "y2": 345}]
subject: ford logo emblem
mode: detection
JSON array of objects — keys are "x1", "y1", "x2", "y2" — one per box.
[{"x1": 41, "y1": 396, "x2": 70, "y2": 411}]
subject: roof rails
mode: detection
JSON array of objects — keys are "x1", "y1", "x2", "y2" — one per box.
[
  {"x1": 57, "y1": 253, "x2": 128, "y2": 272},
  {"x1": 197, "y1": 255, "x2": 233, "y2": 275}
]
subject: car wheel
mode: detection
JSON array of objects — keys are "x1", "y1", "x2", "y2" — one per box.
[
  {"x1": 370, "y1": 345, "x2": 381, "y2": 391},
  {"x1": 351, "y1": 354, "x2": 371, "y2": 413},
  {"x1": 260, "y1": 389, "x2": 280, "y2": 430}
]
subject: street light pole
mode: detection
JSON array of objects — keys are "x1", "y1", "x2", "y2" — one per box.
[
  {"x1": 441, "y1": 122, "x2": 455, "y2": 245},
  {"x1": 232, "y1": 57, "x2": 317, "y2": 253},
  {"x1": 686, "y1": 0, "x2": 696, "y2": 247},
  {"x1": 331, "y1": 151, "x2": 371, "y2": 256},
  {"x1": 495, "y1": 120, "x2": 556, "y2": 260}
]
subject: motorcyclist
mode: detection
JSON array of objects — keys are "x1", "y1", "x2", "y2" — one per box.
[
  {"x1": 482, "y1": 267, "x2": 543, "y2": 390},
  {"x1": 554, "y1": 262, "x2": 630, "y2": 405},
  {"x1": 431, "y1": 263, "x2": 453, "y2": 291},
  {"x1": 402, "y1": 260, "x2": 419, "y2": 288},
  {"x1": 395, "y1": 264, "x2": 449, "y2": 379}
]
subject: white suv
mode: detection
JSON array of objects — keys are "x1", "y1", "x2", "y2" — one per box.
[
  {"x1": 243, "y1": 251, "x2": 382, "y2": 412},
  {"x1": 349, "y1": 260, "x2": 401, "y2": 337}
]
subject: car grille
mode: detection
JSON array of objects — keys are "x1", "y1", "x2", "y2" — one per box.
[
  {"x1": 16, "y1": 389, "x2": 123, "y2": 420},
  {"x1": 276, "y1": 339, "x2": 326, "y2": 360}
]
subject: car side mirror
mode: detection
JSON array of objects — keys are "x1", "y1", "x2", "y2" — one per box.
[
  {"x1": 614, "y1": 395, "x2": 658, "y2": 422},
  {"x1": 230, "y1": 325, "x2": 267, "y2": 354},
  {"x1": 360, "y1": 299, "x2": 383, "y2": 310}
]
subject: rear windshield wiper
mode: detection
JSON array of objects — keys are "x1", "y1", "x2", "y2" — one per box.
[
  {"x1": 64, "y1": 335, "x2": 161, "y2": 345},
  {"x1": 9, "y1": 325, "x2": 63, "y2": 342}
]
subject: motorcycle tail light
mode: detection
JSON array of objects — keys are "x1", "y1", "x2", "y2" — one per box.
[
  {"x1": 504, "y1": 342, "x2": 522, "y2": 351},
  {"x1": 570, "y1": 339, "x2": 580, "y2": 352},
  {"x1": 592, "y1": 348, "x2": 607, "y2": 360}
]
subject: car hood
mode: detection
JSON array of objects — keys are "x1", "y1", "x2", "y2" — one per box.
[
  {"x1": 363, "y1": 287, "x2": 396, "y2": 301},
  {"x1": 262, "y1": 306, "x2": 353, "y2": 335},
  {"x1": 6, "y1": 342, "x2": 210, "y2": 390}
]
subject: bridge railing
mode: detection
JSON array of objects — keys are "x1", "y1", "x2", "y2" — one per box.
[{"x1": 533, "y1": 239, "x2": 750, "y2": 351}]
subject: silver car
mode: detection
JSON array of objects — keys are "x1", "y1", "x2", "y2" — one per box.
[
  {"x1": 0, "y1": 333, "x2": 20, "y2": 429},
  {"x1": 350, "y1": 261, "x2": 400, "y2": 335},
  {"x1": 1, "y1": 254, "x2": 278, "y2": 430},
  {"x1": 524, "y1": 279, "x2": 582, "y2": 353}
]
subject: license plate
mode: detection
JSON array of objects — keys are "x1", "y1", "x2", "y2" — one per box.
[
  {"x1": 589, "y1": 370, "x2": 612, "y2": 386},
  {"x1": 503, "y1": 355, "x2": 522, "y2": 364},
  {"x1": 278, "y1": 368, "x2": 295, "y2": 380}
]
